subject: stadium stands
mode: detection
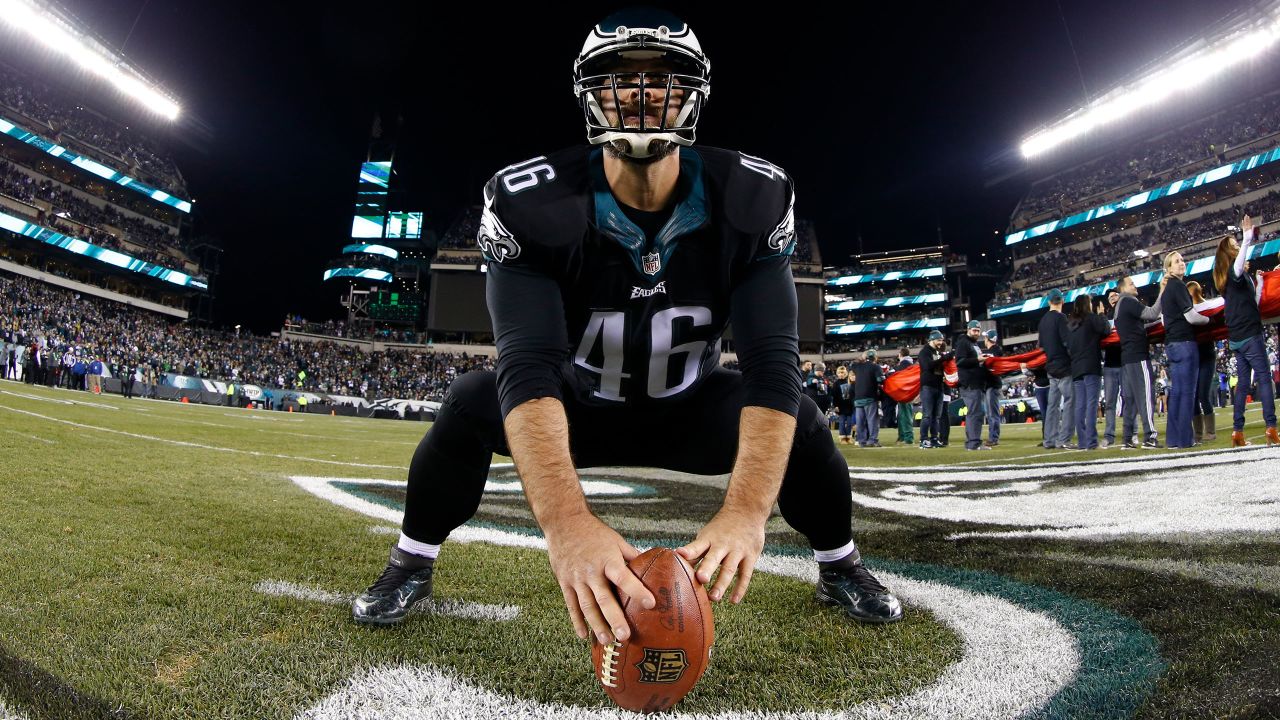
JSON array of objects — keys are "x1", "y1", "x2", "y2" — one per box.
[
  {"x1": 1014, "y1": 91, "x2": 1280, "y2": 227},
  {"x1": 0, "y1": 159, "x2": 192, "y2": 271},
  {"x1": 823, "y1": 248, "x2": 952, "y2": 353},
  {"x1": 0, "y1": 62, "x2": 188, "y2": 199},
  {"x1": 1, "y1": 271, "x2": 493, "y2": 402}
]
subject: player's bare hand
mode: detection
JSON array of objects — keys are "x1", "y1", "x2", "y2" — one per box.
[
  {"x1": 677, "y1": 508, "x2": 765, "y2": 604},
  {"x1": 545, "y1": 514, "x2": 656, "y2": 645}
]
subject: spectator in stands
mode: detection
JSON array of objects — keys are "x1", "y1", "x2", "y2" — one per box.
[
  {"x1": 955, "y1": 321, "x2": 991, "y2": 451},
  {"x1": 830, "y1": 365, "x2": 854, "y2": 444},
  {"x1": 917, "y1": 330, "x2": 949, "y2": 449},
  {"x1": 981, "y1": 330, "x2": 1003, "y2": 447},
  {"x1": 1160, "y1": 251, "x2": 1210, "y2": 449},
  {"x1": 1038, "y1": 289, "x2": 1074, "y2": 449},
  {"x1": 1113, "y1": 276, "x2": 1162, "y2": 447},
  {"x1": 894, "y1": 347, "x2": 915, "y2": 445},
  {"x1": 1068, "y1": 295, "x2": 1109, "y2": 451},
  {"x1": 852, "y1": 350, "x2": 883, "y2": 447},
  {"x1": 1214, "y1": 215, "x2": 1280, "y2": 447},
  {"x1": 1185, "y1": 281, "x2": 1219, "y2": 444},
  {"x1": 1100, "y1": 291, "x2": 1123, "y2": 448}
]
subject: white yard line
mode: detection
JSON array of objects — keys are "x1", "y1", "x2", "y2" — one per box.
[
  {"x1": 253, "y1": 580, "x2": 520, "y2": 622},
  {"x1": 4, "y1": 428, "x2": 55, "y2": 444},
  {"x1": 0, "y1": 403, "x2": 408, "y2": 470}
]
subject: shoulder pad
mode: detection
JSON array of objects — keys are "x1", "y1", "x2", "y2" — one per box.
[
  {"x1": 477, "y1": 146, "x2": 591, "y2": 267},
  {"x1": 697, "y1": 146, "x2": 795, "y2": 237}
]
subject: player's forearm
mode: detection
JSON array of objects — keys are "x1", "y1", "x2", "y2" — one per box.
[
  {"x1": 504, "y1": 396, "x2": 590, "y2": 534},
  {"x1": 722, "y1": 405, "x2": 796, "y2": 522}
]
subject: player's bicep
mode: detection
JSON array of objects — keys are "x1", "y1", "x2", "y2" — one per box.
[
  {"x1": 486, "y1": 262, "x2": 569, "y2": 417},
  {"x1": 730, "y1": 255, "x2": 801, "y2": 416}
]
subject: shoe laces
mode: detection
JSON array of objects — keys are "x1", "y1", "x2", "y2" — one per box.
[
  {"x1": 829, "y1": 562, "x2": 887, "y2": 595},
  {"x1": 368, "y1": 562, "x2": 429, "y2": 595}
]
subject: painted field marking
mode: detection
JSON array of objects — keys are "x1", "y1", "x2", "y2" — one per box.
[
  {"x1": 0, "y1": 403, "x2": 408, "y2": 470},
  {"x1": 851, "y1": 456, "x2": 1280, "y2": 540},
  {"x1": 4, "y1": 429, "x2": 55, "y2": 444},
  {"x1": 253, "y1": 580, "x2": 520, "y2": 622},
  {"x1": 293, "y1": 476, "x2": 1082, "y2": 720}
]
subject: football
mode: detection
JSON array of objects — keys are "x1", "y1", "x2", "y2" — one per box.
[{"x1": 591, "y1": 547, "x2": 715, "y2": 713}]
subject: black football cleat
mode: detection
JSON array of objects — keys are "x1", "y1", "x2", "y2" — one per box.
[
  {"x1": 816, "y1": 561, "x2": 904, "y2": 624},
  {"x1": 352, "y1": 545, "x2": 434, "y2": 626}
]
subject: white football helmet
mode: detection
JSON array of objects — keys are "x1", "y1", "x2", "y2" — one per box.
[{"x1": 573, "y1": 9, "x2": 710, "y2": 159}]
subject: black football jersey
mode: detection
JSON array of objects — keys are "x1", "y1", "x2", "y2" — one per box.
[{"x1": 478, "y1": 144, "x2": 801, "y2": 415}]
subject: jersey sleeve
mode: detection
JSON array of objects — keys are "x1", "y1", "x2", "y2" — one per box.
[
  {"x1": 750, "y1": 173, "x2": 798, "y2": 263},
  {"x1": 477, "y1": 171, "x2": 573, "y2": 417},
  {"x1": 486, "y1": 261, "x2": 569, "y2": 418},
  {"x1": 729, "y1": 254, "x2": 802, "y2": 416}
]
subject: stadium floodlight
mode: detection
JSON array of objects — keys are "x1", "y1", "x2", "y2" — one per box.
[
  {"x1": 1021, "y1": 14, "x2": 1280, "y2": 159},
  {"x1": 0, "y1": 0, "x2": 181, "y2": 120}
]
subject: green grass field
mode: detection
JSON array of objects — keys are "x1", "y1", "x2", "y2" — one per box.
[{"x1": 0, "y1": 380, "x2": 1277, "y2": 719}]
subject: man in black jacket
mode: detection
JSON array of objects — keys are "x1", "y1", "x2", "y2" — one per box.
[
  {"x1": 852, "y1": 349, "x2": 885, "y2": 447},
  {"x1": 1038, "y1": 289, "x2": 1074, "y2": 448},
  {"x1": 917, "y1": 330, "x2": 950, "y2": 448},
  {"x1": 1113, "y1": 276, "x2": 1163, "y2": 448},
  {"x1": 981, "y1": 330, "x2": 1004, "y2": 447},
  {"x1": 955, "y1": 320, "x2": 992, "y2": 451}
]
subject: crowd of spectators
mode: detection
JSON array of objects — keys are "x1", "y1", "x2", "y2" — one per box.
[
  {"x1": 0, "y1": 272, "x2": 493, "y2": 402},
  {"x1": 994, "y1": 190, "x2": 1280, "y2": 305},
  {"x1": 1017, "y1": 91, "x2": 1280, "y2": 223},
  {"x1": 284, "y1": 316, "x2": 427, "y2": 345},
  {"x1": 0, "y1": 160, "x2": 192, "y2": 271},
  {"x1": 0, "y1": 63, "x2": 187, "y2": 197}
]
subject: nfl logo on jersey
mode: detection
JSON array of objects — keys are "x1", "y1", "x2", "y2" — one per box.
[{"x1": 642, "y1": 251, "x2": 661, "y2": 275}]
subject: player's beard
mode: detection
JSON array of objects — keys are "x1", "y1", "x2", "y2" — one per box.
[{"x1": 605, "y1": 137, "x2": 679, "y2": 165}]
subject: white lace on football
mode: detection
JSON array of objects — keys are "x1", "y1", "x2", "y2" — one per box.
[{"x1": 598, "y1": 641, "x2": 621, "y2": 688}]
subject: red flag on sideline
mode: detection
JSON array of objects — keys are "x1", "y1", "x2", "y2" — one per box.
[{"x1": 882, "y1": 270, "x2": 1280, "y2": 403}]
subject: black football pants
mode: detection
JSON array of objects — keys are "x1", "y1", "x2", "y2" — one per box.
[{"x1": 401, "y1": 368, "x2": 856, "y2": 553}]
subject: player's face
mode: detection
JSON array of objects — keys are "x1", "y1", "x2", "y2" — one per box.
[
  {"x1": 595, "y1": 58, "x2": 688, "y2": 132},
  {"x1": 968, "y1": 327, "x2": 981, "y2": 340},
  {"x1": 836, "y1": 366, "x2": 848, "y2": 379}
]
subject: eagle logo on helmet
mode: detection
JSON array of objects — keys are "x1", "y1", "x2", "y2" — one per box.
[{"x1": 573, "y1": 9, "x2": 711, "y2": 159}]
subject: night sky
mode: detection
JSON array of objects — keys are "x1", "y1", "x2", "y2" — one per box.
[{"x1": 52, "y1": 0, "x2": 1257, "y2": 332}]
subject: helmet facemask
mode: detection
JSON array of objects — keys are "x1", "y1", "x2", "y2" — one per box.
[{"x1": 573, "y1": 18, "x2": 710, "y2": 160}]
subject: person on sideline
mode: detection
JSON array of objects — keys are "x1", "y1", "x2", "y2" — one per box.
[
  {"x1": 1184, "y1": 281, "x2": 1218, "y2": 444},
  {"x1": 1213, "y1": 214, "x2": 1279, "y2": 446},
  {"x1": 1068, "y1": 295, "x2": 1110, "y2": 450},
  {"x1": 1160, "y1": 251, "x2": 1210, "y2": 449}
]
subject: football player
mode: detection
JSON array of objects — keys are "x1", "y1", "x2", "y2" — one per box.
[{"x1": 352, "y1": 8, "x2": 902, "y2": 645}]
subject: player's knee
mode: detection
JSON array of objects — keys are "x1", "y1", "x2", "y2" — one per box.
[
  {"x1": 792, "y1": 395, "x2": 832, "y2": 449},
  {"x1": 442, "y1": 370, "x2": 498, "y2": 414}
]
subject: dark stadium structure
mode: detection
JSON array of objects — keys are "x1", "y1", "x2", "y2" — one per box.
[{"x1": 823, "y1": 246, "x2": 969, "y2": 361}]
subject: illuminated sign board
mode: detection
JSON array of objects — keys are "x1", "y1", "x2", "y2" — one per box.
[
  {"x1": 323, "y1": 267, "x2": 393, "y2": 282},
  {"x1": 0, "y1": 114, "x2": 192, "y2": 213},
  {"x1": 341, "y1": 243, "x2": 399, "y2": 259},
  {"x1": 826, "y1": 293, "x2": 946, "y2": 311},
  {"x1": 1007, "y1": 146, "x2": 1280, "y2": 245},
  {"x1": 386, "y1": 211, "x2": 422, "y2": 239},
  {"x1": 0, "y1": 210, "x2": 206, "y2": 289},
  {"x1": 826, "y1": 317, "x2": 948, "y2": 336},
  {"x1": 826, "y1": 266, "x2": 944, "y2": 286}
]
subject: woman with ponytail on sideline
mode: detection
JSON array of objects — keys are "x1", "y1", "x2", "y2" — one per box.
[{"x1": 1213, "y1": 214, "x2": 1280, "y2": 447}]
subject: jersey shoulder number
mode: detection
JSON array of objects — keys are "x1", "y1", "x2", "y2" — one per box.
[{"x1": 477, "y1": 147, "x2": 592, "y2": 267}]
